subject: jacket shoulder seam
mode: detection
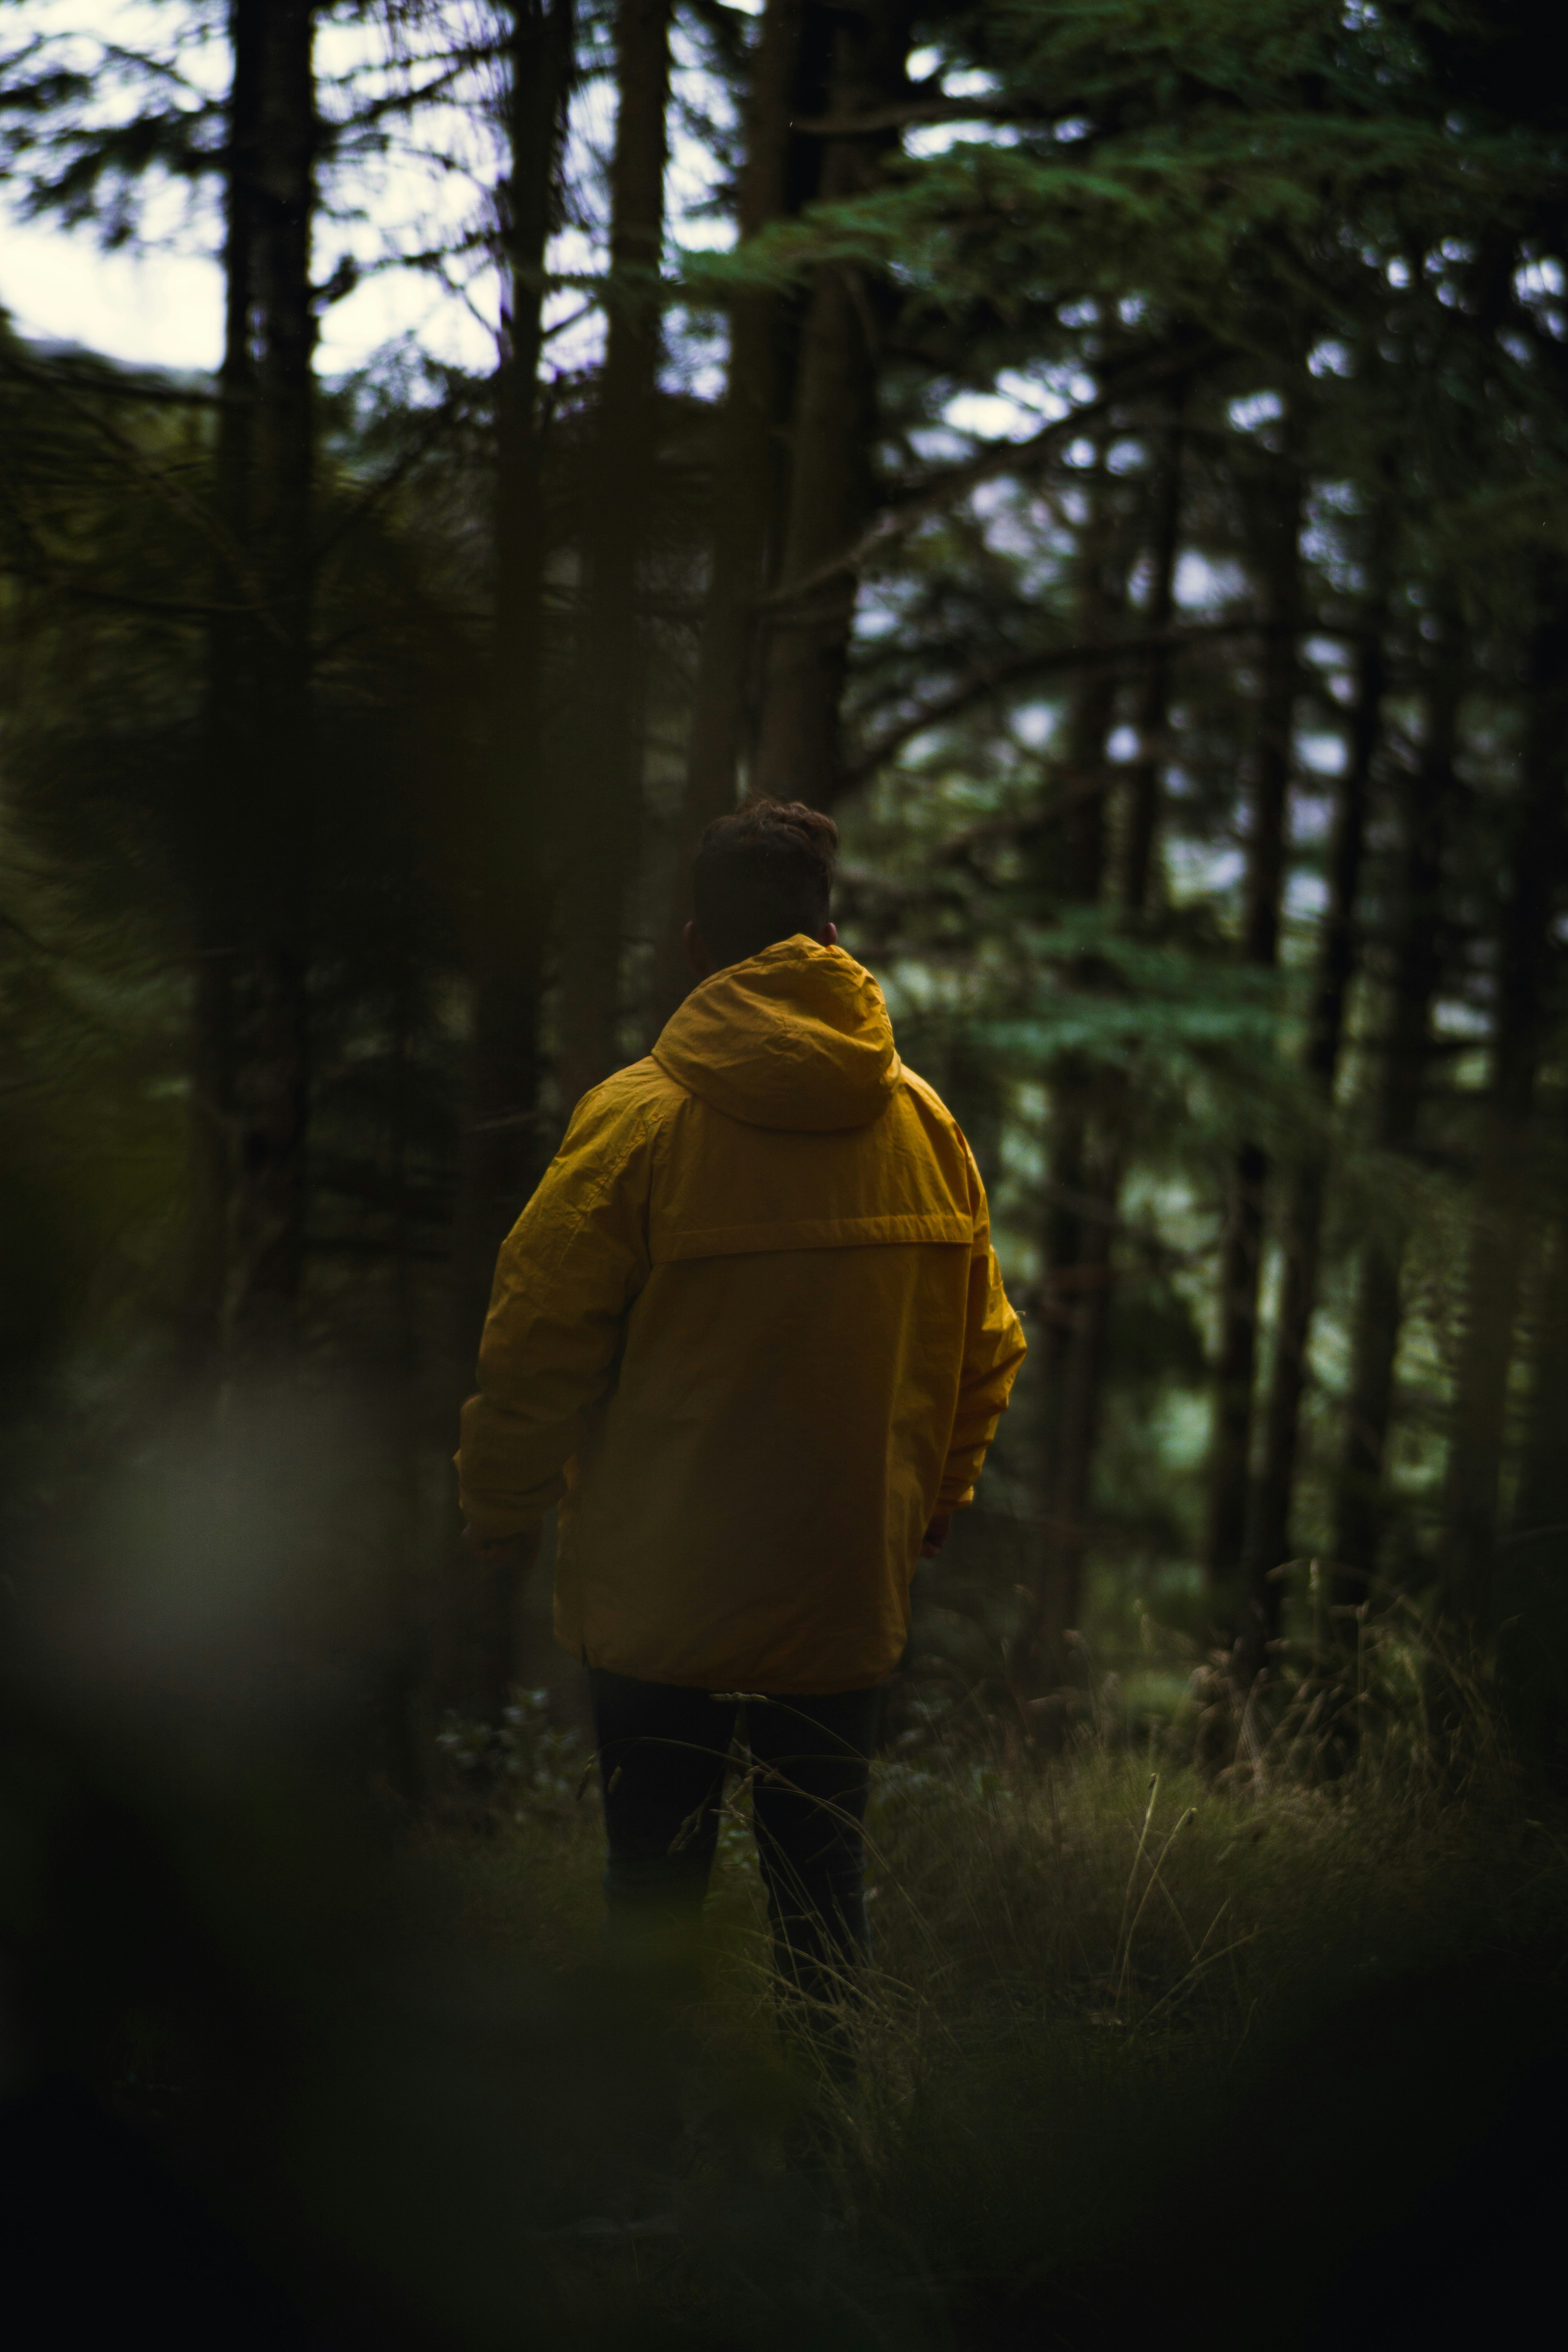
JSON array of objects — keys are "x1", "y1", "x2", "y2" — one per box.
[{"x1": 897, "y1": 1067, "x2": 985, "y2": 1227}]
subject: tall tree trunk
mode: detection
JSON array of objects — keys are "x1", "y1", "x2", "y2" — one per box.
[
  {"x1": 452, "y1": 0, "x2": 573, "y2": 1353},
  {"x1": 1026, "y1": 1116, "x2": 1118, "y2": 1706},
  {"x1": 1205, "y1": 446, "x2": 1302, "y2": 1606},
  {"x1": 1238, "y1": 578, "x2": 1387, "y2": 1669},
  {"x1": 555, "y1": 0, "x2": 673, "y2": 1114},
  {"x1": 1011, "y1": 438, "x2": 1127, "y2": 1703},
  {"x1": 651, "y1": 0, "x2": 826, "y2": 1021},
  {"x1": 1028, "y1": 407, "x2": 1187, "y2": 1703},
  {"x1": 749, "y1": 0, "x2": 913, "y2": 805},
  {"x1": 1122, "y1": 372, "x2": 1187, "y2": 917},
  {"x1": 185, "y1": 0, "x2": 264, "y2": 1365},
  {"x1": 1330, "y1": 610, "x2": 1459, "y2": 1602},
  {"x1": 1441, "y1": 565, "x2": 1568, "y2": 1621},
  {"x1": 443, "y1": 0, "x2": 572, "y2": 1739},
  {"x1": 1513, "y1": 1186, "x2": 1568, "y2": 1548},
  {"x1": 1497, "y1": 1154, "x2": 1568, "y2": 1767},
  {"x1": 682, "y1": 0, "x2": 813, "y2": 805},
  {"x1": 201, "y1": 0, "x2": 317, "y2": 1364}
]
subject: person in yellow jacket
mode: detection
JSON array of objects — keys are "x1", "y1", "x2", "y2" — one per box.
[{"x1": 457, "y1": 799, "x2": 1025, "y2": 2040}]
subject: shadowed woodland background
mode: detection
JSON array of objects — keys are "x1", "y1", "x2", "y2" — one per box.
[{"x1": 4, "y1": 2, "x2": 1568, "y2": 2343}]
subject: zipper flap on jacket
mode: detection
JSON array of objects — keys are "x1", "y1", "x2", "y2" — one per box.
[{"x1": 651, "y1": 1210, "x2": 975, "y2": 1263}]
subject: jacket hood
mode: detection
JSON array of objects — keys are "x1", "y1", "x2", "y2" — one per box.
[{"x1": 652, "y1": 936, "x2": 902, "y2": 1132}]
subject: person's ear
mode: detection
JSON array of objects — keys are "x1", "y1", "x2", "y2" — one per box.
[
  {"x1": 818, "y1": 922, "x2": 838, "y2": 948},
  {"x1": 684, "y1": 919, "x2": 712, "y2": 979}
]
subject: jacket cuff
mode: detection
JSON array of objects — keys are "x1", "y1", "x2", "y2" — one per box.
[{"x1": 454, "y1": 1453, "x2": 548, "y2": 1539}]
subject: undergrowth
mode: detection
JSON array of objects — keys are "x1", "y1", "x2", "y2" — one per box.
[{"x1": 428, "y1": 1608, "x2": 1568, "y2": 2350}]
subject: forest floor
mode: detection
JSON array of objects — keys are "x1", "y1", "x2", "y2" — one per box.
[
  {"x1": 425, "y1": 1642, "x2": 1568, "y2": 2352},
  {"x1": 17, "y1": 1587, "x2": 1565, "y2": 2350}
]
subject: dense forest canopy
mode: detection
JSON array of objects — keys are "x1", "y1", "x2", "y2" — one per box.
[{"x1": 3, "y1": 0, "x2": 1568, "y2": 1757}]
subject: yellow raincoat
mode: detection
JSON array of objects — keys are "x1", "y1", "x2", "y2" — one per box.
[{"x1": 457, "y1": 937, "x2": 1026, "y2": 1692}]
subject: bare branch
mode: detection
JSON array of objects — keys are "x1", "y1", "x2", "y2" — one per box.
[
  {"x1": 843, "y1": 617, "x2": 1331, "y2": 787},
  {"x1": 760, "y1": 340, "x2": 1220, "y2": 615},
  {"x1": 790, "y1": 97, "x2": 1035, "y2": 137}
]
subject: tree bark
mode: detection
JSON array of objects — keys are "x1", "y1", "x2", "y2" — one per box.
[
  {"x1": 1497, "y1": 1147, "x2": 1568, "y2": 1765},
  {"x1": 1026, "y1": 1127, "x2": 1119, "y2": 1704},
  {"x1": 650, "y1": 0, "x2": 827, "y2": 1023},
  {"x1": 682, "y1": 0, "x2": 815, "y2": 811},
  {"x1": 555, "y1": 0, "x2": 673, "y2": 1115},
  {"x1": 1205, "y1": 446, "x2": 1302, "y2": 1607},
  {"x1": 1031, "y1": 405, "x2": 1188, "y2": 1693},
  {"x1": 452, "y1": 0, "x2": 573, "y2": 1355},
  {"x1": 185, "y1": 0, "x2": 264, "y2": 1365},
  {"x1": 442, "y1": 1, "x2": 572, "y2": 1738},
  {"x1": 1330, "y1": 609, "x2": 1458, "y2": 1603},
  {"x1": 197, "y1": 0, "x2": 318, "y2": 1365},
  {"x1": 1238, "y1": 576, "x2": 1387, "y2": 1664},
  {"x1": 748, "y1": 0, "x2": 913, "y2": 806},
  {"x1": 1122, "y1": 373, "x2": 1187, "y2": 917},
  {"x1": 1441, "y1": 565, "x2": 1568, "y2": 1621},
  {"x1": 1011, "y1": 437, "x2": 1128, "y2": 1702},
  {"x1": 1513, "y1": 1192, "x2": 1568, "y2": 1548}
]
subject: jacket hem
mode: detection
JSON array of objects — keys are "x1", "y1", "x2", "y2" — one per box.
[{"x1": 564, "y1": 1632, "x2": 897, "y2": 1697}]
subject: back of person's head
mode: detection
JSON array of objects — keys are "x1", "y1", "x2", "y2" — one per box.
[{"x1": 692, "y1": 798, "x2": 839, "y2": 967}]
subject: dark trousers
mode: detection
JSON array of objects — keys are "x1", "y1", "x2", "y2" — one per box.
[{"x1": 588, "y1": 1668, "x2": 881, "y2": 2031}]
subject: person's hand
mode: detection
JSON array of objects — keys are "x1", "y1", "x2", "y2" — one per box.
[
  {"x1": 461, "y1": 1523, "x2": 535, "y2": 1567},
  {"x1": 920, "y1": 1510, "x2": 954, "y2": 1558}
]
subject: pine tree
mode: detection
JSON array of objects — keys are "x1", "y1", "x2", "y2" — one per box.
[
  {"x1": 554, "y1": 0, "x2": 675, "y2": 1109},
  {"x1": 748, "y1": 0, "x2": 915, "y2": 802}
]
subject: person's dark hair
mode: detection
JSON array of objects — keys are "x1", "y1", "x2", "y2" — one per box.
[{"x1": 691, "y1": 798, "x2": 839, "y2": 966}]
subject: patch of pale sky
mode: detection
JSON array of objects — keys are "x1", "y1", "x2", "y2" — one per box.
[
  {"x1": 5, "y1": 1, "x2": 1099, "y2": 479},
  {"x1": 1, "y1": 212, "x2": 221, "y2": 370},
  {"x1": 1176, "y1": 551, "x2": 1242, "y2": 608},
  {"x1": 1299, "y1": 729, "x2": 1348, "y2": 777},
  {"x1": 906, "y1": 120, "x2": 1016, "y2": 159},
  {"x1": 1012, "y1": 704, "x2": 1056, "y2": 751},
  {"x1": 1, "y1": 0, "x2": 223, "y2": 363},
  {"x1": 1, "y1": 0, "x2": 742, "y2": 385},
  {"x1": 1228, "y1": 388, "x2": 1283, "y2": 431},
  {"x1": 943, "y1": 389, "x2": 1033, "y2": 440}
]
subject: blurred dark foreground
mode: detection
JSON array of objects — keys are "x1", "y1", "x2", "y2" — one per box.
[{"x1": 2, "y1": 1394, "x2": 1565, "y2": 2350}]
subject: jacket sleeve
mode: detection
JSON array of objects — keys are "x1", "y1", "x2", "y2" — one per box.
[
  {"x1": 937, "y1": 1171, "x2": 1027, "y2": 1512},
  {"x1": 455, "y1": 1090, "x2": 657, "y2": 1537}
]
